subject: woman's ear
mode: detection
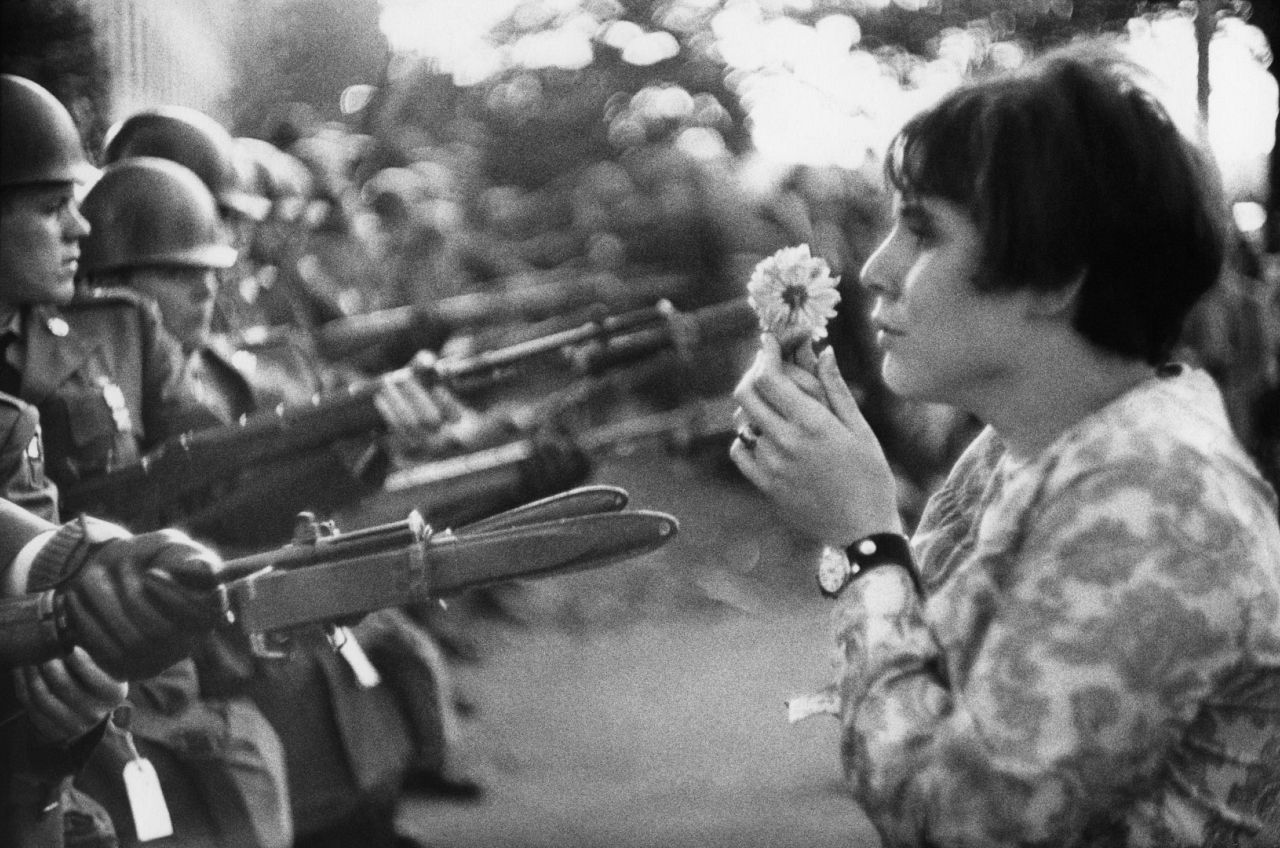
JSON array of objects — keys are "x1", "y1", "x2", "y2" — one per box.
[{"x1": 1025, "y1": 270, "x2": 1085, "y2": 320}]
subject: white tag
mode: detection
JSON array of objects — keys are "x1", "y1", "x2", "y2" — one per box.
[
  {"x1": 335, "y1": 627, "x2": 382, "y2": 689},
  {"x1": 123, "y1": 757, "x2": 173, "y2": 841}
]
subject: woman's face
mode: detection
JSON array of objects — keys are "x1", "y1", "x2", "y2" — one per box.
[{"x1": 859, "y1": 193, "x2": 1032, "y2": 410}]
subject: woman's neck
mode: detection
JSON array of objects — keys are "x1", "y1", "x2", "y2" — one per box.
[{"x1": 974, "y1": 337, "x2": 1156, "y2": 463}]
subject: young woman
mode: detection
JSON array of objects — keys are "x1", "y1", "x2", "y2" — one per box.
[{"x1": 731, "y1": 43, "x2": 1280, "y2": 847}]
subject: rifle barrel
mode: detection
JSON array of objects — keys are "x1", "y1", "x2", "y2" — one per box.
[
  {"x1": 60, "y1": 298, "x2": 750, "y2": 526},
  {"x1": 384, "y1": 395, "x2": 738, "y2": 494},
  {"x1": 571, "y1": 298, "x2": 756, "y2": 375},
  {"x1": 315, "y1": 271, "x2": 688, "y2": 360}
]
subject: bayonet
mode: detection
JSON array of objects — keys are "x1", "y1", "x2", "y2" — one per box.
[{"x1": 216, "y1": 488, "x2": 678, "y2": 638}]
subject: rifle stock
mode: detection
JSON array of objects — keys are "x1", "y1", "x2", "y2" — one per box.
[{"x1": 60, "y1": 299, "x2": 753, "y2": 527}]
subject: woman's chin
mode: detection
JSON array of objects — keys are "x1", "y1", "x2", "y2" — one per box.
[{"x1": 881, "y1": 357, "x2": 924, "y2": 399}]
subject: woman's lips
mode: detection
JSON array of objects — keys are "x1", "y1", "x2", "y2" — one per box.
[{"x1": 874, "y1": 321, "x2": 904, "y2": 347}]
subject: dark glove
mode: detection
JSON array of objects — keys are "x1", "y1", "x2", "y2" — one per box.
[
  {"x1": 517, "y1": 428, "x2": 592, "y2": 502},
  {"x1": 40, "y1": 521, "x2": 225, "y2": 681}
]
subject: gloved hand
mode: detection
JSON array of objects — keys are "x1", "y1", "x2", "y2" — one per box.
[
  {"x1": 374, "y1": 365, "x2": 447, "y2": 452},
  {"x1": 13, "y1": 646, "x2": 127, "y2": 744},
  {"x1": 52, "y1": 524, "x2": 225, "y2": 681},
  {"x1": 517, "y1": 427, "x2": 592, "y2": 502},
  {"x1": 376, "y1": 362, "x2": 487, "y2": 458}
]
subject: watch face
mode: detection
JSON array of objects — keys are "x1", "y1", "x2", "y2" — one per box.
[{"x1": 818, "y1": 546, "x2": 852, "y2": 594}]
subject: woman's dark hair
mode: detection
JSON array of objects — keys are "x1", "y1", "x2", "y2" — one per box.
[{"x1": 884, "y1": 41, "x2": 1228, "y2": 364}]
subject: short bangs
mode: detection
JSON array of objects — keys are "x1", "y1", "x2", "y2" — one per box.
[{"x1": 882, "y1": 43, "x2": 1227, "y2": 364}]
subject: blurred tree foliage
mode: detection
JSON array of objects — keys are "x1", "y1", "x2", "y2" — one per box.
[
  {"x1": 363, "y1": 0, "x2": 1170, "y2": 190},
  {"x1": 229, "y1": 0, "x2": 390, "y2": 142},
  {"x1": 0, "y1": 0, "x2": 110, "y2": 154}
]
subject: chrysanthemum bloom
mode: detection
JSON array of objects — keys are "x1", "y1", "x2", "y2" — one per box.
[{"x1": 747, "y1": 244, "x2": 841, "y2": 354}]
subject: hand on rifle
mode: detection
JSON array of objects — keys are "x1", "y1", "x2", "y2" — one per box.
[
  {"x1": 375, "y1": 363, "x2": 486, "y2": 457},
  {"x1": 518, "y1": 427, "x2": 592, "y2": 502},
  {"x1": 13, "y1": 647, "x2": 127, "y2": 744},
  {"x1": 29, "y1": 518, "x2": 227, "y2": 680}
]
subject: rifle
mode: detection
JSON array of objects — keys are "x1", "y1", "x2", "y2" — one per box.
[
  {"x1": 216, "y1": 486, "x2": 677, "y2": 653},
  {"x1": 357, "y1": 395, "x2": 739, "y2": 529},
  {"x1": 60, "y1": 298, "x2": 755, "y2": 528},
  {"x1": 312, "y1": 270, "x2": 689, "y2": 362}
]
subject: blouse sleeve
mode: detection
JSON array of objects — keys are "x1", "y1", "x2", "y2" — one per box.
[{"x1": 833, "y1": 457, "x2": 1251, "y2": 847}]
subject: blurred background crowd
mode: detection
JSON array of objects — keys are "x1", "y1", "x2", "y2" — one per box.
[{"x1": 5, "y1": 0, "x2": 1277, "y2": 510}]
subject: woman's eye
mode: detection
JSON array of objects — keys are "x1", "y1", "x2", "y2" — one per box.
[{"x1": 902, "y1": 221, "x2": 935, "y2": 244}]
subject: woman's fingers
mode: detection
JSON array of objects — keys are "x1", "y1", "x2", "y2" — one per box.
[{"x1": 817, "y1": 347, "x2": 873, "y2": 437}]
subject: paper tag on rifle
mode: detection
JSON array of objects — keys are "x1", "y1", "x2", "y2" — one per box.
[
  {"x1": 335, "y1": 626, "x2": 382, "y2": 689},
  {"x1": 123, "y1": 757, "x2": 173, "y2": 841}
]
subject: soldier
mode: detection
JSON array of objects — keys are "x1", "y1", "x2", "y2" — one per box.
[
  {"x1": 0, "y1": 385, "x2": 227, "y2": 848},
  {"x1": 0, "y1": 76, "x2": 225, "y2": 848},
  {"x1": 102, "y1": 107, "x2": 365, "y2": 341},
  {"x1": 76, "y1": 152, "x2": 461, "y2": 848},
  {"x1": 1, "y1": 72, "x2": 294, "y2": 848},
  {"x1": 0, "y1": 490, "x2": 229, "y2": 848}
]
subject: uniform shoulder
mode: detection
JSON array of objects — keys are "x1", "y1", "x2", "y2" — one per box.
[
  {"x1": 0, "y1": 391, "x2": 39, "y2": 451},
  {"x1": 54, "y1": 286, "x2": 165, "y2": 336},
  {"x1": 0, "y1": 391, "x2": 33, "y2": 412},
  {"x1": 63, "y1": 284, "x2": 152, "y2": 311}
]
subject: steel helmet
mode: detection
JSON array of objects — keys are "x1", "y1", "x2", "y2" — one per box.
[
  {"x1": 79, "y1": 157, "x2": 238, "y2": 275},
  {"x1": 234, "y1": 137, "x2": 315, "y2": 222},
  {"x1": 0, "y1": 74, "x2": 90, "y2": 188},
  {"x1": 102, "y1": 105, "x2": 270, "y2": 221}
]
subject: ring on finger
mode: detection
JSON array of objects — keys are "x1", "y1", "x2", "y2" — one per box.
[{"x1": 736, "y1": 425, "x2": 760, "y2": 449}]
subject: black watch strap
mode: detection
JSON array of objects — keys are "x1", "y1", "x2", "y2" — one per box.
[{"x1": 818, "y1": 532, "x2": 920, "y2": 598}]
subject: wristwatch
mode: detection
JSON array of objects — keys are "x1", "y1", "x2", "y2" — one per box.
[{"x1": 818, "y1": 533, "x2": 920, "y2": 599}]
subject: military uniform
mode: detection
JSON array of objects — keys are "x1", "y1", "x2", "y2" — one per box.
[
  {"x1": 8, "y1": 287, "x2": 290, "y2": 848},
  {"x1": 175, "y1": 334, "x2": 444, "y2": 848},
  {"x1": 0, "y1": 413, "x2": 118, "y2": 848},
  {"x1": 173, "y1": 335, "x2": 383, "y2": 548},
  {"x1": 9, "y1": 288, "x2": 222, "y2": 493},
  {"x1": 0, "y1": 392, "x2": 58, "y2": 522}
]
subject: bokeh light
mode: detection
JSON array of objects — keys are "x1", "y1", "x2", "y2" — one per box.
[{"x1": 379, "y1": 0, "x2": 1277, "y2": 199}]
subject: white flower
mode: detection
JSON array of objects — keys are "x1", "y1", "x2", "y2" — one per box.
[{"x1": 746, "y1": 244, "x2": 841, "y2": 348}]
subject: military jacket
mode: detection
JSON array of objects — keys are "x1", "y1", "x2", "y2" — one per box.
[
  {"x1": 0, "y1": 392, "x2": 57, "y2": 523},
  {"x1": 13, "y1": 288, "x2": 220, "y2": 493},
  {"x1": 171, "y1": 337, "x2": 381, "y2": 549},
  {"x1": 173, "y1": 338, "x2": 419, "y2": 836}
]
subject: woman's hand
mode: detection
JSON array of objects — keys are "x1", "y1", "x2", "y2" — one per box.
[
  {"x1": 731, "y1": 336, "x2": 901, "y2": 546},
  {"x1": 14, "y1": 647, "x2": 127, "y2": 743}
]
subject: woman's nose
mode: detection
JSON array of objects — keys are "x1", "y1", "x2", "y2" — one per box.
[{"x1": 859, "y1": 236, "x2": 899, "y2": 299}]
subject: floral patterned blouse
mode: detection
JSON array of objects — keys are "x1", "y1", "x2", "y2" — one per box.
[{"x1": 829, "y1": 366, "x2": 1280, "y2": 847}]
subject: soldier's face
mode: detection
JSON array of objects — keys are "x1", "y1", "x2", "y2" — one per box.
[
  {"x1": 0, "y1": 183, "x2": 90, "y2": 307},
  {"x1": 129, "y1": 266, "x2": 217, "y2": 353}
]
